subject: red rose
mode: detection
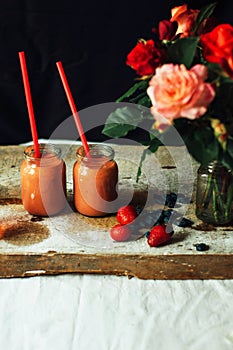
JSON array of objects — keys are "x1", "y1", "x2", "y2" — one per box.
[
  {"x1": 158, "y1": 20, "x2": 178, "y2": 40},
  {"x1": 200, "y1": 24, "x2": 233, "y2": 78},
  {"x1": 126, "y1": 39, "x2": 166, "y2": 76}
]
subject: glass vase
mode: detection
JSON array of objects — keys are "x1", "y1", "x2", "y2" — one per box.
[{"x1": 196, "y1": 161, "x2": 233, "y2": 225}]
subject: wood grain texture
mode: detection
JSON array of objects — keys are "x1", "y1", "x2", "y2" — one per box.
[{"x1": 1, "y1": 252, "x2": 233, "y2": 280}]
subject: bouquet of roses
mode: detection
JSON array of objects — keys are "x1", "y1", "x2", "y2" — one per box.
[{"x1": 102, "y1": 2, "x2": 233, "y2": 224}]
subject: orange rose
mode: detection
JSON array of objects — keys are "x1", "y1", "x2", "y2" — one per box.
[
  {"x1": 200, "y1": 24, "x2": 233, "y2": 78},
  {"x1": 170, "y1": 4, "x2": 199, "y2": 37}
]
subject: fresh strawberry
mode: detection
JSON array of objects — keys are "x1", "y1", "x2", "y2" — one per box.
[
  {"x1": 110, "y1": 223, "x2": 131, "y2": 242},
  {"x1": 147, "y1": 224, "x2": 172, "y2": 247},
  {"x1": 116, "y1": 205, "x2": 137, "y2": 225}
]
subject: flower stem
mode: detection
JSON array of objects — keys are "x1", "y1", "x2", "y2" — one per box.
[
  {"x1": 212, "y1": 181, "x2": 219, "y2": 222},
  {"x1": 201, "y1": 172, "x2": 214, "y2": 209},
  {"x1": 224, "y1": 182, "x2": 233, "y2": 220}
]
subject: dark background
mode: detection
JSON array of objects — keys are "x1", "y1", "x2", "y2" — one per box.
[{"x1": 0, "y1": 0, "x2": 232, "y2": 145}]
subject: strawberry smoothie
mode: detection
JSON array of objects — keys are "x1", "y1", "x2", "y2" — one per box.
[
  {"x1": 21, "y1": 144, "x2": 66, "y2": 216},
  {"x1": 73, "y1": 145, "x2": 118, "y2": 216}
]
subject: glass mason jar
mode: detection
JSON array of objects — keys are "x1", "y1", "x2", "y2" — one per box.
[
  {"x1": 73, "y1": 144, "x2": 118, "y2": 217},
  {"x1": 196, "y1": 161, "x2": 233, "y2": 225},
  {"x1": 20, "y1": 143, "x2": 67, "y2": 216}
]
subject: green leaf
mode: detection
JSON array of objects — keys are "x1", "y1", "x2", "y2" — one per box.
[
  {"x1": 210, "y1": 79, "x2": 233, "y2": 119},
  {"x1": 193, "y1": 2, "x2": 217, "y2": 34},
  {"x1": 116, "y1": 79, "x2": 150, "y2": 102},
  {"x1": 102, "y1": 105, "x2": 144, "y2": 138},
  {"x1": 206, "y1": 62, "x2": 224, "y2": 81},
  {"x1": 222, "y1": 152, "x2": 233, "y2": 171},
  {"x1": 147, "y1": 136, "x2": 162, "y2": 152},
  {"x1": 136, "y1": 148, "x2": 148, "y2": 182},
  {"x1": 102, "y1": 123, "x2": 136, "y2": 138},
  {"x1": 130, "y1": 93, "x2": 151, "y2": 107},
  {"x1": 221, "y1": 137, "x2": 233, "y2": 170},
  {"x1": 206, "y1": 62, "x2": 233, "y2": 84},
  {"x1": 167, "y1": 37, "x2": 199, "y2": 68},
  {"x1": 225, "y1": 137, "x2": 233, "y2": 159},
  {"x1": 219, "y1": 76, "x2": 233, "y2": 86},
  {"x1": 184, "y1": 127, "x2": 220, "y2": 165}
]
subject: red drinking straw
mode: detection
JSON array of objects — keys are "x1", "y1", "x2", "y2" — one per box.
[
  {"x1": 56, "y1": 61, "x2": 90, "y2": 156},
  {"x1": 18, "y1": 51, "x2": 41, "y2": 158}
]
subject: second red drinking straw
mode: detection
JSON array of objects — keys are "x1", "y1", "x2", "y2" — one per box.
[
  {"x1": 18, "y1": 51, "x2": 41, "y2": 158},
  {"x1": 56, "y1": 61, "x2": 90, "y2": 156}
]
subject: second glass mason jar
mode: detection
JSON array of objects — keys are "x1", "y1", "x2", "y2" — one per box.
[
  {"x1": 196, "y1": 161, "x2": 233, "y2": 225},
  {"x1": 20, "y1": 143, "x2": 67, "y2": 216},
  {"x1": 73, "y1": 144, "x2": 118, "y2": 217}
]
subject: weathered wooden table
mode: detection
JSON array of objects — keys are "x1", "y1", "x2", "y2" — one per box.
[{"x1": 0, "y1": 143, "x2": 232, "y2": 279}]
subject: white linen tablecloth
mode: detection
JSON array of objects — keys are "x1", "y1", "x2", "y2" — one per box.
[{"x1": 0, "y1": 274, "x2": 233, "y2": 350}]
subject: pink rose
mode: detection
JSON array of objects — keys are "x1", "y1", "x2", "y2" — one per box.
[{"x1": 147, "y1": 64, "x2": 215, "y2": 126}]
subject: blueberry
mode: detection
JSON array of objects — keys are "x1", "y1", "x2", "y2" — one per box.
[
  {"x1": 155, "y1": 209, "x2": 172, "y2": 225},
  {"x1": 156, "y1": 216, "x2": 165, "y2": 224},
  {"x1": 177, "y1": 217, "x2": 194, "y2": 227},
  {"x1": 195, "y1": 243, "x2": 209, "y2": 251},
  {"x1": 165, "y1": 192, "x2": 177, "y2": 208},
  {"x1": 31, "y1": 216, "x2": 43, "y2": 222},
  {"x1": 144, "y1": 231, "x2": 150, "y2": 238},
  {"x1": 163, "y1": 209, "x2": 173, "y2": 217},
  {"x1": 136, "y1": 206, "x2": 143, "y2": 215}
]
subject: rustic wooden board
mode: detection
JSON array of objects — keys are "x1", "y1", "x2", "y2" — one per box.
[
  {"x1": 1, "y1": 253, "x2": 233, "y2": 280},
  {"x1": 0, "y1": 144, "x2": 233, "y2": 280}
]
